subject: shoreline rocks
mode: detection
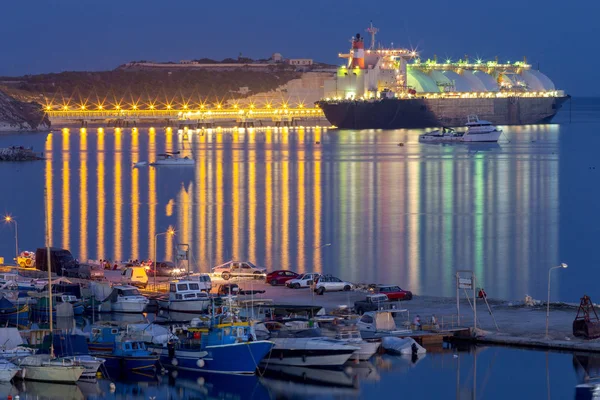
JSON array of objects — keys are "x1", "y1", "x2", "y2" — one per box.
[
  {"x1": 0, "y1": 146, "x2": 43, "y2": 161},
  {"x1": 0, "y1": 90, "x2": 50, "y2": 132}
]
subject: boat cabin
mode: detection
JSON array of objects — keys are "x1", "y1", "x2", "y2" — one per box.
[
  {"x1": 114, "y1": 339, "x2": 149, "y2": 356},
  {"x1": 168, "y1": 280, "x2": 210, "y2": 301}
]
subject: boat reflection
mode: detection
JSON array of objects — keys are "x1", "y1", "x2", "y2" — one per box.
[{"x1": 14, "y1": 379, "x2": 85, "y2": 399}]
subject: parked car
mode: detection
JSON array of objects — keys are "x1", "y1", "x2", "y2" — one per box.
[
  {"x1": 265, "y1": 270, "x2": 301, "y2": 286},
  {"x1": 285, "y1": 273, "x2": 320, "y2": 289},
  {"x1": 313, "y1": 275, "x2": 353, "y2": 295},
  {"x1": 354, "y1": 294, "x2": 392, "y2": 315},
  {"x1": 212, "y1": 260, "x2": 266, "y2": 280},
  {"x1": 147, "y1": 261, "x2": 185, "y2": 277},
  {"x1": 369, "y1": 284, "x2": 413, "y2": 301},
  {"x1": 62, "y1": 264, "x2": 105, "y2": 280},
  {"x1": 121, "y1": 267, "x2": 149, "y2": 289}
]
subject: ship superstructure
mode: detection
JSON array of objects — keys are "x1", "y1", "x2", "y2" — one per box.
[{"x1": 318, "y1": 25, "x2": 568, "y2": 129}]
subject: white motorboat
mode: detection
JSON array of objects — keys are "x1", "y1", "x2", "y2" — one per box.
[
  {"x1": 133, "y1": 161, "x2": 148, "y2": 168},
  {"x1": 356, "y1": 310, "x2": 412, "y2": 340},
  {"x1": 157, "y1": 280, "x2": 211, "y2": 313},
  {"x1": 0, "y1": 360, "x2": 19, "y2": 382},
  {"x1": 419, "y1": 115, "x2": 502, "y2": 143},
  {"x1": 462, "y1": 115, "x2": 502, "y2": 142},
  {"x1": 15, "y1": 355, "x2": 85, "y2": 383},
  {"x1": 0, "y1": 328, "x2": 36, "y2": 359},
  {"x1": 264, "y1": 330, "x2": 359, "y2": 367},
  {"x1": 150, "y1": 153, "x2": 194, "y2": 166},
  {"x1": 313, "y1": 319, "x2": 380, "y2": 361},
  {"x1": 110, "y1": 285, "x2": 149, "y2": 313}
]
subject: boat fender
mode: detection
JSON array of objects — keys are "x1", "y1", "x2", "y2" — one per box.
[
  {"x1": 302, "y1": 354, "x2": 307, "y2": 363},
  {"x1": 196, "y1": 359, "x2": 205, "y2": 368},
  {"x1": 344, "y1": 366, "x2": 354, "y2": 375},
  {"x1": 171, "y1": 370, "x2": 178, "y2": 379},
  {"x1": 171, "y1": 358, "x2": 178, "y2": 366}
]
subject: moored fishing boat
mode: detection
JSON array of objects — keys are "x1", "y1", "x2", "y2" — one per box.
[
  {"x1": 157, "y1": 280, "x2": 211, "y2": 313},
  {"x1": 0, "y1": 297, "x2": 29, "y2": 326},
  {"x1": 96, "y1": 337, "x2": 158, "y2": 375},
  {"x1": 149, "y1": 318, "x2": 273, "y2": 375},
  {"x1": 41, "y1": 334, "x2": 105, "y2": 381}
]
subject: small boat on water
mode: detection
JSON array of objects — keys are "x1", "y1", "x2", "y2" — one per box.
[
  {"x1": 355, "y1": 309, "x2": 412, "y2": 340},
  {"x1": 157, "y1": 280, "x2": 211, "y2": 313},
  {"x1": 0, "y1": 360, "x2": 19, "y2": 382},
  {"x1": 150, "y1": 152, "x2": 194, "y2": 166},
  {"x1": 419, "y1": 115, "x2": 502, "y2": 143},
  {"x1": 108, "y1": 285, "x2": 149, "y2": 313},
  {"x1": 15, "y1": 355, "x2": 85, "y2": 383},
  {"x1": 88, "y1": 325, "x2": 121, "y2": 353},
  {"x1": 0, "y1": 297, "x2": 29, "y2": 326},
  {"x1": 41, "y1": 334, "x2": 105, "y2": 382},
  {"x1": 96, "y1": 337, "x2": 158, "y2": 375}
]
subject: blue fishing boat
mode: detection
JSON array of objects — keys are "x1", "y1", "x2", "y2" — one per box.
[
  {"x1": 88, "y1": 325, "x2": 121, "y2": 353},
  {"x1": 150, "y1": 318, "x2": 274, "y2": 375},
  {"x1": 0, "y1": 297, "x2": 29, "y2": 325},
  {"x1": 98, "y1": 337, "x2": 158, "y2": 375}
]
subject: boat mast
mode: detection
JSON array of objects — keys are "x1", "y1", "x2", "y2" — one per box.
[{"x1": 44, "y1": 188, "x2": 54, "y2": 358}]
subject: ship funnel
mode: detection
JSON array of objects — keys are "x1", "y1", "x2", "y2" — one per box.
[{"x1": 350, "y1": 32, "x2": 365, "y2": 69}]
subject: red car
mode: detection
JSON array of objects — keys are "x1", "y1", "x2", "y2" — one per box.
[
  {"x1": 370, "y1": 285, "x2": 413, "y2": 301},
  {"x1": 266, "y1": 270, "x2": 301, "y2": 286}
]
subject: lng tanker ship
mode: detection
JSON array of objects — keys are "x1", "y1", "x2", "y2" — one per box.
[{"x1": 316, "y1": 24, "x2": 569, "y2": 129}]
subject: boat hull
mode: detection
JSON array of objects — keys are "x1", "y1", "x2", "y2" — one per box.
[
  {"x1": 351, "y1": 341, "x2": 381, "y2": 361},
  {"x1": 317, "y1": 96, "x2": 569, "y2": 129},
  {"x1": 265, "y1": 348, "x2": 356, "y2": 367},
  {"x1": 151, "y1": 341, "x2": 273, "y2": 375},
  {"x1": 100, "y1": 354, "x2": 158, "y2": 374},
  {"x1": 157, "y1": 298, "x2": 210, "y2": 313},
  {"x1": 111, "y1": 301, "x2": 147, "y2": 313},
  {"x1": 17, "y1": 365, "x2": 84, "y2": 383}
]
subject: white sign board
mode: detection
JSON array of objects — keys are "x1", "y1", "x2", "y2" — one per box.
[{"x1": 458, "y1": 278, "x2": 473, "y2": 289}]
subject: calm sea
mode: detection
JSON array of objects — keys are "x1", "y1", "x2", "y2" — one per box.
[
  {"x1": 0, "y1": 98, "x2": 597, "y2": 399},
  {"x1": 0, "y1": 98, "x2": 598, "y2": 302}
]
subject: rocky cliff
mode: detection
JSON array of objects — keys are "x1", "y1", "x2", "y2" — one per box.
[{"x1": 0, "y1": 90, "x2": 50, "y2": 132}]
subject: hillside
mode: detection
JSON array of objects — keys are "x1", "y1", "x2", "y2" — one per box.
[
  {"x1": 0, "y1": 68, "x2": 302, "y2": 108},
  {"x1": 0, "y1": 90, "x2": 49, "y2": 132}
]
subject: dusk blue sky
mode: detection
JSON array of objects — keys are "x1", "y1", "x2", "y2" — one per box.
[{"x1": 1, "y1": 0, "x2": 597, "y2": 95}]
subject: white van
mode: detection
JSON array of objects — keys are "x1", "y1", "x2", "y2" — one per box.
[
  {"x1": 121, "y1": 267, "x2": 149, "y2": 289},
  {"x1": 186, "y1": 273, "x2": 212, "y2": 292}
]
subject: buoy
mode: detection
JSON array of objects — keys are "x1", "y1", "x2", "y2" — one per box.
[
  {"x1": 109, "y1": 382, "x2": 116, "y2": 392},
  {"x1": 171, "y1": 358, "x2": 178, "y2": 366},
  {"x1": 196, "y1": 359, "x2": 205, "y2": 368},
  {"x1": 171, "y1": 370, "x2": 178, "y2": 378},
  {"x1": 344, "y1": 366, "x2": 354, "y2": 375},
  {"x1": 197, "y1": 376, "x2": 205, "y2": 386}
]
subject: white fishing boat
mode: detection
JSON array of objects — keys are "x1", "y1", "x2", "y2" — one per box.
[
  {"x1": 150, "y1": 152, "x2": 194, "y2": 166},
  {"x1": 157, "y1": 280, "x2": 211, "y2": 313},
  {"x1": 0, "y1": 360, "x2": 19, "y2": 382},
  {"x1": 109, "y1": 285, "x2": 149, "y2": 313},
  {"x1": 419, "y1": 115, "x2": 502, "y2": 143}
]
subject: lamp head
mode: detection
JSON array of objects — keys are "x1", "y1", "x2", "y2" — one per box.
[
  {"x1": 4, "y1": 216, "x2": 12, "y2": 222},
  {"x1": 167, "y1": 227, "x2": 176, "y2": 236},
  {"x1": 560, "y1": 263, "x2": 568, "y2": 269}
]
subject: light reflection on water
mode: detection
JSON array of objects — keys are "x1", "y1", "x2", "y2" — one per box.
[
  {"x1": 0, "y1": 347, "x2": 589, "y2": 399},
  {"x1": 0, "y1": 123, "x2": 568, "y2": 300}
]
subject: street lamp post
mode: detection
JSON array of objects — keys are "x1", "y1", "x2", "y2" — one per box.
[
  {"x1": 4, "y1": 216, "x2": 18, "y2": 262},
  {"x1": 546, "y1": 262, "x2": 568, "y2": 339},
  {"x1": 154, "y1": 227, "x2": 176, "y2": 291}
]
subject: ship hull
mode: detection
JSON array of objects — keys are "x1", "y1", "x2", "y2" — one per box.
[{"x1": 317, "y1": 96, "x2": 569, "y2": 129}]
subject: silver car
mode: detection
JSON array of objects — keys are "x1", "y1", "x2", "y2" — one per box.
[{"x1": 212, "y1": 260, "x2": 266, "y2": 280}]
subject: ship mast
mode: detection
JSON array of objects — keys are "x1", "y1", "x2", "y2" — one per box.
[
  {"x1": 44, "y1": 187, "x2": 54, "y2": 358},
  {"x1": 366, "y1": 21, "x2": 379, "y2": 50}
]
